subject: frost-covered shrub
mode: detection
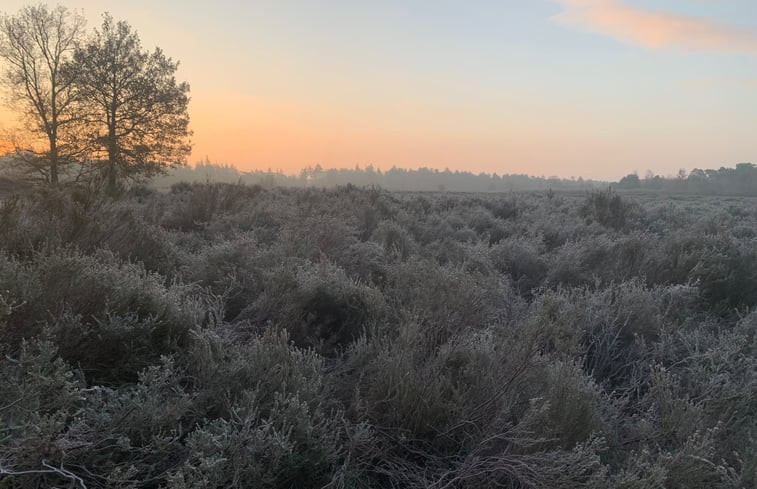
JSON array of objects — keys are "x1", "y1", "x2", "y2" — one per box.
[
  {"x1": 339, "y1": 322, "x2": 611, "y2": 488},
  {"x1": 385, "y1": 257, "x2": 520, "y2": 344},
  {"x1": 490, "y1": 236, "x2": 548, "y2": 296},
  {"x1": 241, "y1": 261, "x2": 386, "y2": 356},
  {"x1": 161, "y1": 182, "x2": 262, "y2": 231},
  {"x1": 0, "y1": 187, "x2": 106, "y2": 254},
  {"x1": 338, "y1": 240, "x2": 389, "y2": 285},
  {"x1": 527, "y1": 359, "x2": 606, "y2": 449},
  {"x1": 280, "y1": 214, "x2": 359, "y2": 262},
  {"x1": 0, "y1": 338, "x2": 85, "y2": 488},
  {"x1": 485, "y1": 195, "x2": 520, "y2": 220},
  {"x1": 545, "y1": 240, "x2": 594, "y2": 288},
  {"x1": 0, "y1": 187, "x2": 180, "y2": 273},
  {"x1": 689, "y1": 239, "x2": 757, "y2": 314},
  {"x1": 182, "y1": 233, "x2": 265, "y2": 320},
  {"x1": 0, "y1": 250, "x2": 201, "y2": 382},
  {"x1": 168, "y1": 402, "x2": 343, "y2": 489},
  {"x1": 371, "y1": 220, "x2": 416, "y2": 260},
  {"x1": 169, "y1": 329, "x2": 348, "y2": 488},
  {"x1": 2, "y1": 183, "x2": 757, "y2": 488},
  {"x1": 581, "y1": 188, "x2": 635, "y2": 230}
]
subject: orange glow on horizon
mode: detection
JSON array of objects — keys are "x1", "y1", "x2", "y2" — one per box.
[
  {"x1": 0, "y1": 0, "x2": 754, "y2": 181},
  {"x1": 188, "y1": 91, "x2": 589, "y2": 178},
  {"x1": 188, "y1": 91, "x2": 748, "y2": 180}
]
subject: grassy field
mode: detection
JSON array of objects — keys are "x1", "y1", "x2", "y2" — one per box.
[{"x1": 1, "y1": 183, "x2": 756, "y2": 488}]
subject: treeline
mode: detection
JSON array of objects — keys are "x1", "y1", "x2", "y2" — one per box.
[
  {"x1": 154, "y1": 160, "x2": 757, "y2": 195},
  {"x1": 154, "y1": 160, "x2": 604, "y2": 192},
  {"x1": 1, "y1": 184, "x2": 757, "y2": 487},
  {"x1": 618, "y1": 163, "x2": 757, "y2": 195}
]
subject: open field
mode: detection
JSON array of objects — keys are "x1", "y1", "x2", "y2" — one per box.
[{"x1": 1, "y1": 183, "x2": 756, "y2": 488}]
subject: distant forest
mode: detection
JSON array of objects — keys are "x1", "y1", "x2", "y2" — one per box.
[
  {"x1": 616, "y1": 163, "x2": 757, "y2": 196},
  {"x1": 149, "y1": 160, "x2": 757, "y2": 195},
  {"x1": 151, "y1": 160, "x2": 602, "y2": 192},
  {"x1": 3, "y1": 154, "x2": 757, "y2": 195}
]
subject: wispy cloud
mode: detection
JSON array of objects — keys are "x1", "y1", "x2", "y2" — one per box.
[{"x1": 553, "y1": 0, "x2": 757, "y2": 52}]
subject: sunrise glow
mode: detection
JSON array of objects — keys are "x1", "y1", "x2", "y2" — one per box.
[{"x1": 1, "y1": 0, "x2": 756, "y2": 179}]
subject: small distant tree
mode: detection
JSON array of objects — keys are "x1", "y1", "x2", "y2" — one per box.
[
  {"x1": 74, "y1": 14, "x2": 191, "y2": 191},
  {"x1": 617, "y1": 173, "x2": 640, "y2": 189},
  {"x1": 0, "y1": 4, "x2": 86, "y2": 184}
]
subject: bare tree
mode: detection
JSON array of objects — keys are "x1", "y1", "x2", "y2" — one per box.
[
  {"x1": 0, "y1": 4, "x2": 85, "y2": 184},
  {"x1": 74, "y1": 13, "x2": 191, "y2": 192}
]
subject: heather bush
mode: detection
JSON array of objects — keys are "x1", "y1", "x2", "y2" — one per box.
[
  {"x1": 1, "y1": 184, "x2": 756, "y2": 488},
  {"x1": 54, "y1": 358, "x2": 195, "y2": 486},
  {"x1": 339, "y1": 323, "x2": 611, "y2": 488},
  {"x1": 484, "y1": 195, "x2": 520, "y2": 220},
  {"x1": 280, "y1": 214, "x2": 359, "y2": 262},
  {"x1": 161, "y1": 182, "x2": 262, "y2": 231},
  {"x1": 490, "y1": 236, "x2": 548, "y2": 296},
  {"x1": 527, "y1": 359, "x2": 606, "y2": 449},
  {"x1": 0, "y1": 187, "x2": 180, "y2": 273},
  {"x1": 384, "y1": 258, "x2": 520, "y2": 345},
  {"x1": 337, "y1": 240, "x2": 389, "y2": 285},
  {"x1": 370, "y1": 220, "x2": 416, "y2": 260},
  {"x1": 241, "y1": 261, "x2": 386, "y2": 356},
  {"x1": 689, "y1": 239, "x2": 757, "y2": 313},
  {"x1": 0, "y1": 250, "x2": 203, "y2": 383},
  {"x1": 581, "y1": 188, "x2": 636, "y2": 230},
  {"x1": 0, "y1": 338, "x2": 85, "y2": 488},
  {"x1": 545, "y1": 240, "x2": 594, "y2": 288},
  {"x1": 181, "y1": 233, "x2": 264, "y2": 320},
  {"x1": 167, "y1": 400, "x2": 344, "y2": 489},
  {"x1": 169, "y1": 328, "x2": 349, "y2": 488},
  {"x1": 0, "y1": 186, "x2": 108, "y2": 255}
]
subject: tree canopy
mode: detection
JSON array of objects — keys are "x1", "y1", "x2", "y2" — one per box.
[
  {"x1": 0, "y1": 4, "x2": 86, "y2": 183},
  {"x1": 74, "y1": 14, "x2": 191, "y2": 191},
  {"x1": 0, "y1": 6, "x2": 191, "y2": 189}
]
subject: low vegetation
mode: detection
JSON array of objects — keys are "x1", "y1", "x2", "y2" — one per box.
[{"x1": 1, "y1": 183, "x2": 756, "y2": 488}]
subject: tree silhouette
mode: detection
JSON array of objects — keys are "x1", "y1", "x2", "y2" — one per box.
[
  {"x1": 73, "y1": 13, "x2": 191, "y2": 191},
  {"x1": 0, "y1": 4, "x2": 86, "y2": 183},
  {"x1": 617, "y1": 173, "x2": 640, "y2": 189}
]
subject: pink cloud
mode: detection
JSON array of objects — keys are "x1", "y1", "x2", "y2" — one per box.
[{"x1": 553, "y1": 0, "x2": 757, "y2": 52}]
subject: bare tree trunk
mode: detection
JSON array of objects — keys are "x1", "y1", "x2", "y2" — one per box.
[
  {"x1": 107, "y1": 120, "x2": 117, "y2": 193},
  {"x1": 107, "y1": 163, "x2": 116, "y2": 191},
  {"x1": 49, "y1": 135, "x2": 59, "y2": 185}
]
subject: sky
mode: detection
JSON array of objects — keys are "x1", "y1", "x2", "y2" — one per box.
[{"x1": 1, "y1": 0, "x2": 756, "y2": 180}]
